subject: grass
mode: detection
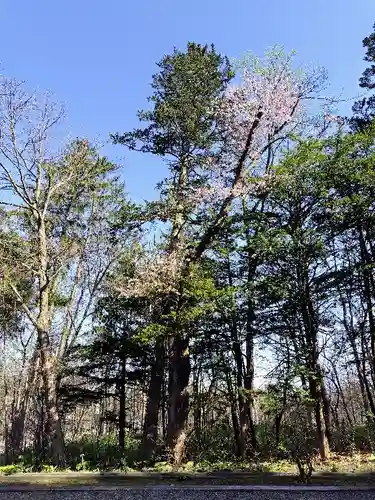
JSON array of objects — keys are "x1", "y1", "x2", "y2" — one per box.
[{"x1": 1, "y1": 453, "x2": 375, "y2": 488}]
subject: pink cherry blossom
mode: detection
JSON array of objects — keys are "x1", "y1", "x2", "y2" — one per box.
[
  {"x1": 218, "y1": 67, "x2": 300, "y2": 169},
  {"x1": 122, "y1": 52, "x2": 316, "y2": 298}
]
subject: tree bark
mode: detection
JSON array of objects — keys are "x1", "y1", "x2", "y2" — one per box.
[
  {"x1": 167, "y1": 335, "x2": 191, "y2": 466},
  {"x1": 309, "y1": 375, "x2": 330, "y2": 460},
  {"x1": 37, "y1": 217, "x2": 65, "y2": 466},
  {"x1": 192, "y1": 364, "x2": 202, "y2": 448},
  {"x1": 225, "y1": 369, "x2": 242, "y2": 458},
  {"x1": 298, "y1": 257, "x2": 330, "y2": 460},
  {"x1": 39, "y1": 344, "x2": 65, "y2": 466},
  {"x1": 142, "y1": 340, "x2": 165, "y2": 459},
  {"x1": 118, "y1": 355, "x2": 126, "y2": 449},
  {"x1": 244, "y1": 298, "x2": 257, "y2": 453},
  {"x1": 321, "y1": 377, "x2": 332, "y2": 448}
]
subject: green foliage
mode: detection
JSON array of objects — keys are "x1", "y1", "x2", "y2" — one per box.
[
  {"x1": 65, "y1": 434, "x2": 141, "y2": 471},
  {"x1": 112, "y1": 42, "x2": 233, "y2": 159},
  {"x1": 0, "y1": 465, "x2": 22, "y2": 475},
  {"x1": 4, "y1": 28, "x2": 375, "y2": 482},
  {"x1": 62, "y1": 291, "x2": 150, "y2": 410},
  {"x1": 351, "y1": 22, "x2": 375, "y2": 129},
  {"x1": 41, "y1": 464, "x2": 58, "y2": 472}
]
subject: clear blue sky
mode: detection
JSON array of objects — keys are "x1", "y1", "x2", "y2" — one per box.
[{"x1": 1, "y1": 0, "x2": 374, "y2": 202}]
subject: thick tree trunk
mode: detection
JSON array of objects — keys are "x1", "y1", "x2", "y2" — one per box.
[
  {"x1": 243, "y1": 217, "x2": 259, "y2": 455},
  {"x1": 34, "y1": 390, "x2": 47, "y2": 468},
  {"x1": 39, "y1": 345, "x2": 65, "y2": 466},
  {"x1": 231, "y1": 404, "x2": 242, "y2": 458},
  {"x1": 167, "y1": 335, "x2": 191, "y2": 466},
  {"x1": 299, "y1": 264, "x2": 330, "y2": 460},
  {"x1": 230, "y1": 297, "x2": 248, "y2": 459},
  {"x1": 315, "y1": 398, "x2": 330, "y2": 460},
  {"x1": 9, "y1": 402, "x2": 26, "y2": 459},
  {"x1": 235, "y1": 360, "x2": 246, "y2": 459},
  {"x1": 225, "y1": 369, "x2": 242, "y2": 458},
  {"x1": 142, "y1": 340, "x2": 164, "y2": 459},
  {"x1": 36, "y1": 217, "x2": 66, "y2": 466},
  {"x1": 309, "y1": 376, "x2": 330, "y2": 460}
]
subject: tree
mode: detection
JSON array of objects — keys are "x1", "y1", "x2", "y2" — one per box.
[
  {"x1": 113, "y1": 43, "x2": 234, "y2": 464},
  {"x1": 0, "y1": 77, "x2": 126, "y2": 465},
  {"x1": 63, "y1": 292, "x2": 151, "y2": 450},
  {"x1": 351, "y1": 22, "x2": 375, "y2": 130}
]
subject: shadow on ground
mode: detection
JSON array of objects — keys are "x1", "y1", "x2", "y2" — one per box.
[{"x1": 1, "y1": 471, "x2": 375, "y2": 488}]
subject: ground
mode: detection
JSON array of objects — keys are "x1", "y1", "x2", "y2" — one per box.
[
  {"x1": 1, "y1": 453, "x2": 375, "y2": 488},
  {"x1": 1, "y1": 488, "x2": 375, "y2": 500}
]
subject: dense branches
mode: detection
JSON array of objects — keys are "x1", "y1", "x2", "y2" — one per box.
[{"x1": 1, "y1": 29, "x2": 375, "y2": 473}]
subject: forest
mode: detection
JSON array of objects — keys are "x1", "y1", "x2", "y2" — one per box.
[{"x1": 1, "y1": 21, "x2": 375, "y2": 479}]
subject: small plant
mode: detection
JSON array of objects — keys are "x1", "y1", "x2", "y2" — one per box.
[
  {"x1": 182, "y1": 460, "x2": 195, "y2": 472},
  {"x1": 329, "y1": 462, "x2": 339, "y2": 472},
  {"x1": 41, "y1": 464, "x2": 58, "y2": 472},
  {"x1": 76, "y1": 454, "x2": 91, "y2": 471},
  {"x1": 0, "y1": 465, "x2": 21, "y2": 476},
  {"x1": 119, "y1": 457, "x2": 136, "y2": 473},
  {"x1": 152, "y1": 461, "x2": 174, "y2": 472}
]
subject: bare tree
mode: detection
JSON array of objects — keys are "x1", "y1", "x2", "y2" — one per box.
[{"x1": 0, "y1": 77, "x2": 125, "y2": 465}]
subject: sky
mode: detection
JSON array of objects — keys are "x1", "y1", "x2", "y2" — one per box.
[{"x1": 1, "y1": 0, "x2": 374, "y2": 203}]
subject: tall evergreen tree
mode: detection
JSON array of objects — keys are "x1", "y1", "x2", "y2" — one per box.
[{"x1": 351, "y1": 22, "x2": 375, "y2": 130}]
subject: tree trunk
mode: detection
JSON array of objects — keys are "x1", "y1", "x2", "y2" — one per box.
[
  {"x1": 231, "y1": 403, "x2": 242, "y2": 458},
  {"x1": 36, "y1": 217, "x2": 66, "y2": 466},
  {"x1": 244, "y1": 298, "x2": 257, "y2": 453},
  {"x1": 34, "y1": 390, "x2": 47, "y2": 469},
  {"x1": 167, "y1": 335, "x2": 191, "y2": 466},
  {"x1": 320, "y1": 377, "x2": 332, "y2": 448},
  {"x1": 274, "y1": 412, "x2": 283, "y2": 448},
  {"x1": 192, "y1": 365, "x2": 201, "y2": 449},
  {"x1": 315, "y1": 397, "x2": 330, "y2": 460},
  {"x1": 142, "y1": 340, "x2": 164, "y2": 459},
  {"x1": 309, "y1": 376, "x2": 330, "y2": 460},
  {"x1": 118, "y1": 356, "x2": 126, "y2": 449},
  {"x1": 39, "y1": 344, "x2": 65, "y2": 466},
  {"x1": 230, "y1": 295, "x2": 247, "y2": 459},
  {"x1": 225, "y1": 369, "x2": 242, "y2": 458},
  {"x1": 298, "y1": 256, "x2": 330, "y2": 460}
]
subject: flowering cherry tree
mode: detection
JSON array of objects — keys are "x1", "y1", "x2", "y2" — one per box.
[{"x1": 128, "y1": 51, "x2": 320, "y2": 294}]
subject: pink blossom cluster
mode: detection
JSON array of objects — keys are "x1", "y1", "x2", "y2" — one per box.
[
  {"x1": 219, "y1": 66, "x2": 300, "y2": 164},
  {"x1": 123, "y1": 55, "x2": 307, "y2": 297},
  {"x1": 185, "y1": 58, "x2": 302, "y2": 206},
  {"x1": 186, "y1": 173, "x2": 276, "y2": 206}
]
